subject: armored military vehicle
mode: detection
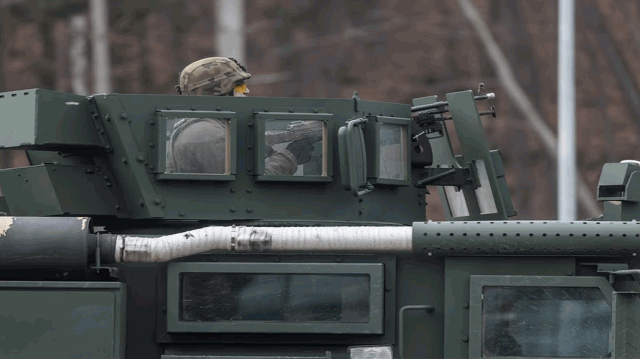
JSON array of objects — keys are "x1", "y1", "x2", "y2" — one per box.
[{"x1": 0, "y1": 87, "x2": 637, "y2": 359}]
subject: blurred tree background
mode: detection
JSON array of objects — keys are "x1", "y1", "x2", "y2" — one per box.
[{"x1": 1, "y1": 0, "x2": 639, "y2": 220}]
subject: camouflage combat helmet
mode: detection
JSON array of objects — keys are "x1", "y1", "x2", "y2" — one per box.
[{"x1": 176, "y1": 57, "x2": 251, "y2": 96}]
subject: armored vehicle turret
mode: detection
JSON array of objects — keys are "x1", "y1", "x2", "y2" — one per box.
[{"x1": 0, "y1": 87, "x2": 637, "y2": 359}]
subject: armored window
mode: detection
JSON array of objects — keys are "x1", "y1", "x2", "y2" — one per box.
[
  {"x1": 482, "y1": 287, "x2": 611, "y2": 357},
  {"x1": 364, "y1": 116, "x2": 411, "y2": 186},
  {"x1": 167, "y1": 263, "x2": 383, "y2": 334},
  {"x1": 155, "y1": 110, "x2": 237, "y2": 181},
  {"x1": 180, "y1": 273, "x2": 370, "y2": 323},
  {"x1": 469, "y1": 276, "x2": 614, "y2": 358},
  {"x1": 254, "y1": 111, "x2": 332, "y2": 182},
  {"x1": 379, "y1": 123, "x2": 408, "y2": 180}
]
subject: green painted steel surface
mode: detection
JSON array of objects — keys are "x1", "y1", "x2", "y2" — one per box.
[{"x1": 0, "y1": 282, "x2": 125, "y2": 359}]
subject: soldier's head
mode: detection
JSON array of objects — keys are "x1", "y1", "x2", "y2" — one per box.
[{"x1": 176, "y1": 57, "x2": 251, "y2": 97}]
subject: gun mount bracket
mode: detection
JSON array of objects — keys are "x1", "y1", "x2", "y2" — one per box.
[{"x1": 416, "y1": 165, "x2": 479, "y2": 188}]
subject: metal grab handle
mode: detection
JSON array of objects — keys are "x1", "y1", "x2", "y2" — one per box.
[
  {"x1": 399, "y1": 305, "x2": 435, "y2": 359},
  {"x1": 345, "y1": 118, "x2": 371, "y2": 197}
]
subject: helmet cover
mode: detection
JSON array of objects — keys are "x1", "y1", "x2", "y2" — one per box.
[{"x1": 177, "y1": 57, "x2": 251, "y2": 96}]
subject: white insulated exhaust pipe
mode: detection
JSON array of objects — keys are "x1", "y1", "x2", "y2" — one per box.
[{"x1": 114, "y1": 226, "x2": 412, "y2": 263}]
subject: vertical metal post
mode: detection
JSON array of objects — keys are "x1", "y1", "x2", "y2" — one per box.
[
  {"x1": 558, "y1": 0, "x2": 576, "y2": 220},
  {"x1": 69, "y1": 13, "x2": 89, "y2": 95},
  {"x1": 215, "y1": 0, "x2": 245, "y2": 64},
  {"x1": 90, "y1": 0, "x2": 112, "y2": 93}
]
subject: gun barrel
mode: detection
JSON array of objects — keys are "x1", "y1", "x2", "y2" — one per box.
[{"x1": 411, "y1": 93, "x2": 495, "y2": 112}]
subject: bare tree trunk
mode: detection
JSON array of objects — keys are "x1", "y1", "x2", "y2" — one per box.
[
  {"x1": 0, "y1": 10, "x2": 6, "y2": 92},
  {"x1": 70, "y1": 13, "x2": 89, "y2": 95},
  {"x1": 90, "y1": 0, "x2": 111, "y2": 94}
]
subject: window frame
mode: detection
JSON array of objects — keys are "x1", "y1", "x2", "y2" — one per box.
[
  {"x1": 468, "y1": 275, "x2": 614, "y2": 359},
  {"x1": 166, "y1": 262, "x2": 384, "y2": 334},
  {"x1": 253, "y1": 111, "x2": 333, "y2": 182},
  {"x1": 154, "y1": 109, "x2": 238, "y2": 181}
]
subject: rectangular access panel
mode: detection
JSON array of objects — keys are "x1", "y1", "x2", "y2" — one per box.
[
  {"x1": 167, "y1": 262, "x2": 384, "y2": 334},
  {"x1": 0, "y1": 281, "x2": 125, "y2": 359}
]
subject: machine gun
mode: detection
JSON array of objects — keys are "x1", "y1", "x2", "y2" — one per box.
[
  {"x1": 411, "y1": 92, "x2": 496, "y2": 139},
  {"x1": 265, "y1": 120, "x2": 323, "y2": 146}
]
